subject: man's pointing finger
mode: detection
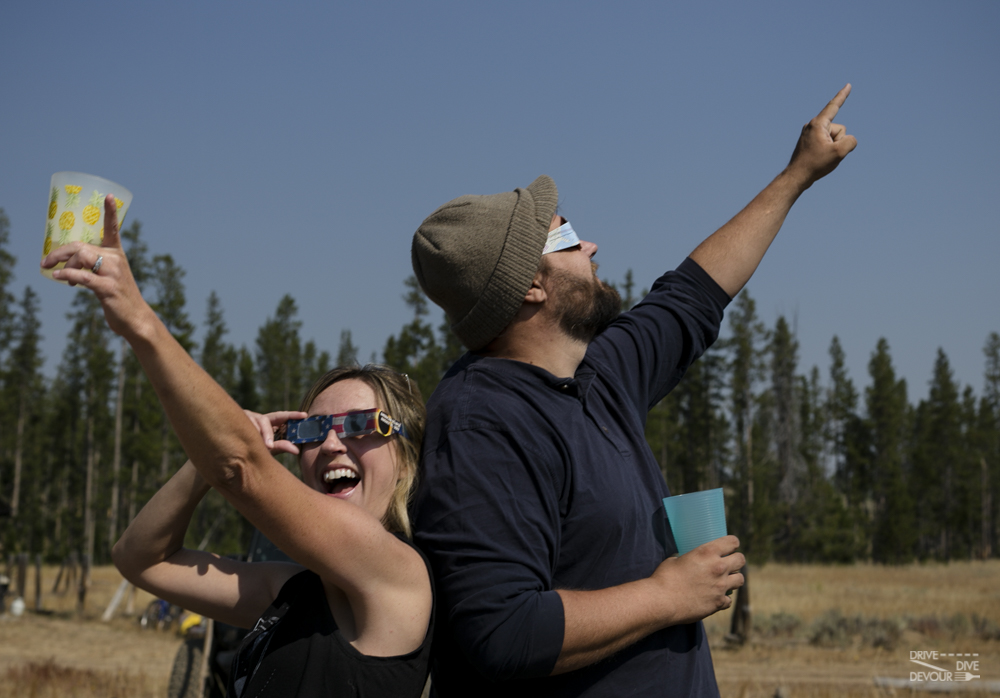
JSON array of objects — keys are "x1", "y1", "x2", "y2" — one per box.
[{"x1": 817, "y1": 83, "x2": 852, "y2": 123}]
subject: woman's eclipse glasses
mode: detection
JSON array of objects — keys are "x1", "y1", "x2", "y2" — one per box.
[{"x1": 279, "y1": 409, "x2": 408, "y2": 444}]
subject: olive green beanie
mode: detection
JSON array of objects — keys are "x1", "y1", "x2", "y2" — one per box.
[{"x1": 411, "y1": 175, "x2": 558, "y2": 350}]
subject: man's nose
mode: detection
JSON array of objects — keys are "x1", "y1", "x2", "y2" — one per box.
[{"x1": 581, "y1": 240, "x2": 598, "y2": 258}]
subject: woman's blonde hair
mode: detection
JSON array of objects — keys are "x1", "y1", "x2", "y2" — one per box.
[{"x1": 298, "y1": 364, "x2": 425, "y2": 538}]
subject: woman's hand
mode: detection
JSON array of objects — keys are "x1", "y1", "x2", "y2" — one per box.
[
  {"x1": 243, "y1": 409, "x2": 308, "y2": 456},
  {"x1": 41, "y1": 194, "x2": 157, "y2": 340}
]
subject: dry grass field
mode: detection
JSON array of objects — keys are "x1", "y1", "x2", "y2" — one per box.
[
  {"x1": 706, "y1": 560, "x2": 1000, "y2": 697},
  {"x1": 0, "y1": 561, "x2": 998, "y2": 697},
  {"x1": 0, "y1": 565, "x2": 179, "y2": 697}
]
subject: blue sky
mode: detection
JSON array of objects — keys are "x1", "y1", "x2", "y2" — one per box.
[{"x1": 2, "y1": 1, "x2": 998, "y2": 406}]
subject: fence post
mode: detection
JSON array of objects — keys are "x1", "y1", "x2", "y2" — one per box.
[
  {"x1": 76, "y1": 553, "x2": 90, "y2": 613},
  {"x1": 16, "y1": 553, "x2": 28, "y2": 599},
  {"x1": 34, "y1": 554, "x2": 43, "y2": 612},
  {"x1": 67, "y1": 551, "x2": 79, "y2": 592}
]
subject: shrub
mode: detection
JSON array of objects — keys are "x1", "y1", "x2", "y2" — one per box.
[{"x1": 755, "y1": 612, "x2": 802, "y2": 638}]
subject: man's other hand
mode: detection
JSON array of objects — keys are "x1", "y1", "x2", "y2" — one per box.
[{"x1": 787, "y1": 84, "x2": 858, "y2": 188}]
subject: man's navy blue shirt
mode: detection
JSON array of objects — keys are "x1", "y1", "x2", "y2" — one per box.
[{"x1": 413, "y1": 258, "x2": 731, "y2": 697}]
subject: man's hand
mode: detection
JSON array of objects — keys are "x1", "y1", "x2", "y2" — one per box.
[
  {"x1": 649, "y1": 535, "x2": 745, "y2": 625},
  {"x1": 689, "y1": 83, "x2": 858, "y2": 297},
  {"x1": 553, "y1": 535, "x2": 744, "y2": 674},
  {"x1": 786, "y1": 84, "x2": 858, "y2": 188}
]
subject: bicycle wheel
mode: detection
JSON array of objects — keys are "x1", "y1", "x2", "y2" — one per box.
[{"x1": 167, "y1": 639, "x2": 205, "y2": 698}]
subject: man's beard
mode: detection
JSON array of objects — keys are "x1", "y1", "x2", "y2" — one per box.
[{"x1": 548, "y1": 269, "x2": 622, "y2": 344}]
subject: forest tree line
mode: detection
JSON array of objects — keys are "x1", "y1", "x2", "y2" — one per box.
[{"x1": 1, "y1": 209, "x2": 998, "y2": 565}]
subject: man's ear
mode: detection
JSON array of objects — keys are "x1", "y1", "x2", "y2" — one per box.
[{"x1": 523, "y1": 270, "x2": 547, "y2": 304}]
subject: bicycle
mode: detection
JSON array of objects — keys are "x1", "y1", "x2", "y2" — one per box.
[{"x1": 140, "y1": 598, "x2": 183, "y2": 631}]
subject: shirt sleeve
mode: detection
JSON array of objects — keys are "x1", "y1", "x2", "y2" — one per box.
[
  {"x1": 587, "y1": 257, "x2": 731, "y2": 412},
  {"x1": 413, "y1": 425, "x2": 566, "y2": 681}
]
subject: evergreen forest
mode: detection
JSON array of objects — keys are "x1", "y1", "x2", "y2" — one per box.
[{"x1": 1, "y1": 210, "x2": 998, "y2": 566}]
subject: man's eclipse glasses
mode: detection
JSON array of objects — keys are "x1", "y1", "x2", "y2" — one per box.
[{"x1": 279, "y1": 409, "x2": 409, "y2": 444}]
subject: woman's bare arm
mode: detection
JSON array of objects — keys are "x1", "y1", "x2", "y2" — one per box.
[{"x1": 112, "y1": 460, "x2": 301, "y2": 628}]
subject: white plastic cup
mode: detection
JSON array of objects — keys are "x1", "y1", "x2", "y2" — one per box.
[
  {"x1": 662, "y1": 488, "x2": 727, "y2": 555},
  {"x1": 41, "y1": 172, "x2": 132, "y2": 284}
]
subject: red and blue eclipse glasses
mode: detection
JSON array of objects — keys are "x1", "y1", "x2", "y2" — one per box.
[{"x1": 281, "y1": 409, "x2": 408, "y2": 444}]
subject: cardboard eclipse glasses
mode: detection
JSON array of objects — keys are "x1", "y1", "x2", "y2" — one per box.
[{"x1": 280, "y1": 409, "x2": 409, "y2": 444}]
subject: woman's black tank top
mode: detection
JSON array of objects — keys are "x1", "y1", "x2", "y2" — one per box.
[{"x1": 228, "y1": 536, "x2": 433, "y2": 697}]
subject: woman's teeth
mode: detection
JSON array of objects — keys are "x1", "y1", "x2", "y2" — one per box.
[{"x1": 323, "y1": 468, "x2": 357, "y2": 483}]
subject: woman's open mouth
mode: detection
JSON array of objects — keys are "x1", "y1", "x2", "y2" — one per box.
[{"x1": 322, "y1": 467, "x2": 360, "y2": 496}]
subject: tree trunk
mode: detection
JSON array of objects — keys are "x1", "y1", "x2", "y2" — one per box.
[
  {"x1": 11, "y1": 390, "x2": 25, "y2": 517},
  {"x1": 54, "y1": 470, "x2": 67, "y2": 553},
  {"x1": 128, "y1": 374, "x2": 142, "y2": 524},
  {"x1": 108, "y1": 338, "x2": 127, "y2": 552},
  {"x1": 745, "y1": 416, "x2": 755, "y2": 554},
  {"x1": 160, "y1": 411, "x2": 170, "y2": 484},
  {"x1": 84, "y1": 389, "x2": 97, "y2": 564},
  {"x1": 983, "y1": 458, "x2": 992, "y2": 559}
]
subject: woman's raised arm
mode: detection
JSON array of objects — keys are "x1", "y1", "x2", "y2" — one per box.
[{"x1": 41, "y1": 196, "x2": 427, "y2": 607}]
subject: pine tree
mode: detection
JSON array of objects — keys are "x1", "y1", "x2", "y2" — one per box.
[
  {"x1": 188, "y1": 290, "x2": 248, "y2": 555},
  {"x1": 769, "y1": 316, "x2": 804, "y2": 509},
  {"x1": 953, "y1": 386, "x2": 982, "y2": 558},
  {"x1": 610, "y1": 269, "x2": 638, "y2": 311},
  {"x1": 4, "y1": 288, "x2": 44, "y2": 521},
  {"x1": 150, "y1": 254, "x2": 196, "y2": 485},
  {"x1": 825, "y1": 336, "x2": 867, "y2": 505},
  {"x1": 200, "y1": 291, "x2": 238, "y2": 396},
  {"x1": 866, "y1": 338, "x2": 914, "y2": 562},
  {"x1": 256, "y1": 295, "x2": 303, "y2": 412},
  {"x1": 764, "y1": 317, "x2": 855, "y2": 561},
  {"x1": 645, "y1": 393, "x2": 682, "y2": 492},
  {"x1": 790, "y1": 366, "x2": 860, "y2": 563},
  {"x1": 911, "y1": 349, "x2": 962, "y2": 559},
  {"x1": 984, "y1": 332, "x2": 1000, "y2": 557},
  {"x1": 336, "y1": 329, "x2": 359, "y2": 367},
  {"x1": 669, "y1": 346, "x2": 729, "y2": 493},
  {"x1": 109, "y1": 221, "x2": 151, "y2": 551},
  {"x1": 301, "y1": 340, "x2": 331, "y2": 394},
  {"x1": 723, "y1": 290, "x2": 767, "y2": 559},
  {"x1": 383, "y1": 276, "x2": 463, "y2": 399},
  {"x1": 234, "y1": 346, "x2": 259, "y2": 412},
  {"x1": 0, "y1": 208, "x2": 15, "y2": 358},
  {"x1": 64, "y1": 292, "x2": 116, "y2": 563},
  {"x1": 0, "y1": 208, "x2": 16, "y2": 520}
]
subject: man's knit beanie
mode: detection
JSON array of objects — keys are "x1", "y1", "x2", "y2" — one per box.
[{"x1": 411, "y1": 175, "x2": 558, "y2": 350}]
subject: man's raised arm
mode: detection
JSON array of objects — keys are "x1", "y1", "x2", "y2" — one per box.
[{"x1": 689, "y1": 84, "x2": 858, "y2": 299}]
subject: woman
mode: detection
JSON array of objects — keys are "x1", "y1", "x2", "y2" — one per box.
[{"x1": 42, "y1": 196, "x2": 432, "y2": 697}]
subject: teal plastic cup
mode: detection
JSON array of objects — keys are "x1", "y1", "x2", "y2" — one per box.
[{"x1": 662, "y1": 488, "x2": 727, "y2": 555}]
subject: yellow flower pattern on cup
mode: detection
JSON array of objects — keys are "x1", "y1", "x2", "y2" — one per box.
[
  {"x1": 43, "y1": 223, "x2": 54, "y2": 255},
  {"x1": 48, "y1": 188, "x2": 58, "y2": 220}
]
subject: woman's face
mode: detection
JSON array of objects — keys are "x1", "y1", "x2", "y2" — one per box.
[{"x1": 298, "y1": 378, "x2": 401, "y2": 521}]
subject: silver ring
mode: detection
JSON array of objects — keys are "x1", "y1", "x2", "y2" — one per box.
[{"x1": 92, "y1": 255, "x2": 104, "y2": 274}]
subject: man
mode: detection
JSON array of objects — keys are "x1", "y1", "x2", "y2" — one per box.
[{"x1": 411, "y1": 86, "x2": 857, "y2": 697}]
